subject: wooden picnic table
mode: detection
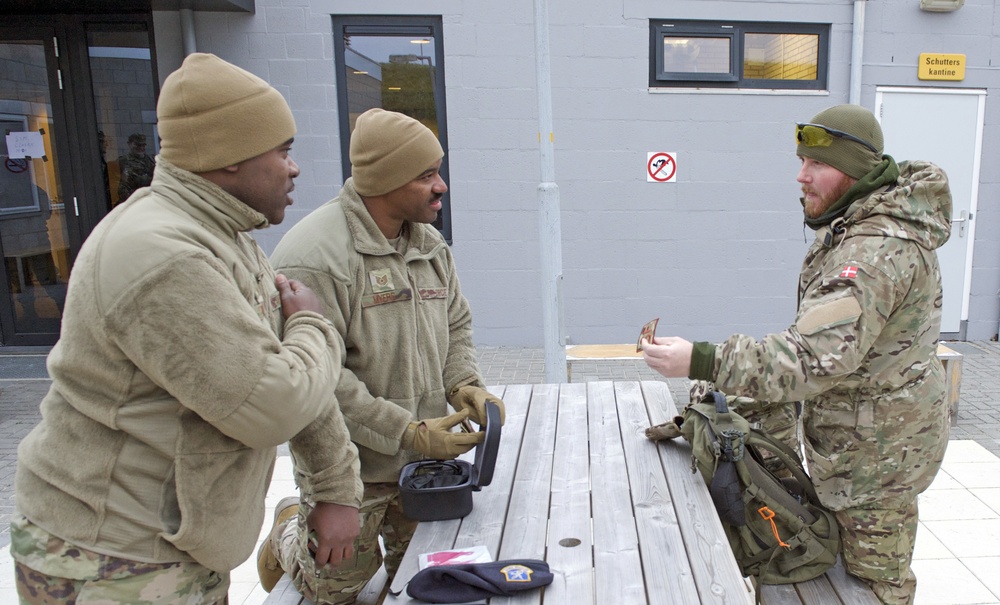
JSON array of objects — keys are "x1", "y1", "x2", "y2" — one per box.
[
  {"x1": 266, "y1": 380, "x2": 879, "y2": 605},
  {"x1": 384, "y1": 380, "x2": 755, "y2": 605}
]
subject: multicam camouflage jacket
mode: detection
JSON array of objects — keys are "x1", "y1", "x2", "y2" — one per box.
[{"x1": 703, "y1": 160, "x2": 953, "y2": 511}]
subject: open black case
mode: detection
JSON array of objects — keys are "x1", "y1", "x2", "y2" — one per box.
[{"x1": 398, "y1": 401, "x2": 501, "y2": 521}]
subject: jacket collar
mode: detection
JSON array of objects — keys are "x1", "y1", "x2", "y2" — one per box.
[
  {"x1": 151, "y1": 159, "x2": 268, "y2": 236},
  {"x1": 340, "y1": 178, "x2": 441, "y2": 257}
]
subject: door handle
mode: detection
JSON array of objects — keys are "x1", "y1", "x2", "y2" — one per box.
[{"x1": 951, "y1": 209, "x2": 969, "y2": 237}]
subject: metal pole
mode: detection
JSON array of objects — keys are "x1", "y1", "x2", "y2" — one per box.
[
  {"x1": 849, "y1": 0, "x2": 866, "y2": 105},
  {"x1": 533, "y1": 0, "x2": 567, "y2": 383},
  {"x1": 180, "y1": 8, "x2": 198, "y2": 56}
]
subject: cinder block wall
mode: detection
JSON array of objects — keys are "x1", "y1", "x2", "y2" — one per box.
[{"x1": 153, "y1": 0, "x2": 1000, "y2": 346}]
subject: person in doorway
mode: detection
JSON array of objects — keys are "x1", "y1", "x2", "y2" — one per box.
[
  {"x1": 11, "y1": 53, "x2": 362, "y2": 604},
  {"x1": 261, "y1": 108, "x2": 505, "y2": 603},
  {"x1": 641, "y1": 104, "x2": 952, "y2": 605},
  {"x1": 116, "y1": 132, "x2": 156, "y2": 202},
  {"x1": 97, "y1": 130, "x2": 113, "y2": 210}
]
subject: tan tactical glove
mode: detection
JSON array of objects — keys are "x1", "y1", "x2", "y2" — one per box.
[
  {"x1": 645, "y1": 416, "x2": 685, "y2": 441},
  {"x1": 401, "y1": 409, "x2": 484, "y2": 459},
  {"x1": 448, "y1": 385, "x2": 506, "y2": 426}
]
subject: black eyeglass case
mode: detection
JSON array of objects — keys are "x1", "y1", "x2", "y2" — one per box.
[{"x1": 398, "y1": 401, "x2": 501, "y2": 522}]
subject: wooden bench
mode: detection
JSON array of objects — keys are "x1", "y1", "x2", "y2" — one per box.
[
  {"x1": 760, "y1": 559, "x2": 880, "y2": 604},
  {"x1": 565, "y1": 343, "x2": 642, "y2": 381},
  {"x1": 937, "y1": 342, "x2": 963, "y2": 425},
  {"x1": 568, "y1": 342, "x2": 964, "y2": 423},
  {"x1": 261, "y1": 565, "x2": 389, "y2": 605}
]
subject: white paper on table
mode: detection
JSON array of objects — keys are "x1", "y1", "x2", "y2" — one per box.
[{"x1": 418, "y1": 544, "x2": 492, "y2": 570}]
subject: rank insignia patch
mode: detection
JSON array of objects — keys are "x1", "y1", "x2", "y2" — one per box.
[{"x1": 369, "y1": 268, "x2": 394, "y2": 293}]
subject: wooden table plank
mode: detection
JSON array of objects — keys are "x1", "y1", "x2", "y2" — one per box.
[
  {"x1": 641, "y1": 381, "x2": 755, "y2": 605},
  {"x1": 588, "y1": 381, "x2": 647, "y2": 604},
  {"x1": 385, "y1": 385, "x2": 528, "y2": 605},
  {"x1": 780, "y1": 559, "x2": 881, "y2": 605},
  {"x1": 384, "y1": 382, "x2": 770, "y2": 605},
  {"x1": 490, "y1": 383, "x2": 561, "y2": 605},
  {"x1": 544, "y1": 382, "x2": 594, "y2": 603},
  {"x1": 454, "y1": 384, "x2": 528, "y2": 555},
  {"x1": 761, "y1": 582, "x2": 804, "y2": 605},
  {"x1": 614, "y1": 381, "x2": 701, "y2": 605}
]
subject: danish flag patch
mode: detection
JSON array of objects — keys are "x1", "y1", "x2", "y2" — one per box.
[{"x1": 840, "y1": 265, "x2": 859, "y2": 279}]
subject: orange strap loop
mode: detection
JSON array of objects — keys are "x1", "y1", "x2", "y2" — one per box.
[{"x1": 758, "y1": 506, "x2": 790, "y2": 548}]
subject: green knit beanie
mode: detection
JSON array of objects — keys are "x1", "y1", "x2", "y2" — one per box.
[
  {"x1": 796, "y1": 104, "x2": 883, "y2": 180},
  {"x1": 350, "y1": 109, "x2": 444, "y2": 197}
]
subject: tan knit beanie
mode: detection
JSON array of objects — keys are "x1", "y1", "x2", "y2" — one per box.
[
  {"x1": 156, "y1": 53, "x2": 296, "y2": 173},
  {"x1": 796, "y1": 104, "x2": 883, "y2": 180},
  {"x1": 350, "y1": 108, "x2": 444, "y2": 196}
]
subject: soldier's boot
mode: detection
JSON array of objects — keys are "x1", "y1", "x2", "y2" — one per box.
[{"x1": 256, "y1": 496, "x2": 300, "y2": 592}]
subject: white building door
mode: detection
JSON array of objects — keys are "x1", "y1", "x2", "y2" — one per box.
[{"x1": 875, "y1": 87, "x2": 985, "y2": 336}]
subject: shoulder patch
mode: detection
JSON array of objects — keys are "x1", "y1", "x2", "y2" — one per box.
[{"x1": 796, "y1": 295, "x2": 862, "y2": 336}]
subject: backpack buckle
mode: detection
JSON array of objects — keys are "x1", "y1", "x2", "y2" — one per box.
[{"x1": 719, "y1": 429, "x2": 745, "y2": 462}]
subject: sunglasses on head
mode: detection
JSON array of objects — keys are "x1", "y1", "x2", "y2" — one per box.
[{"x1": 795, "y1": 123, "x2": 878, "y2": 154}]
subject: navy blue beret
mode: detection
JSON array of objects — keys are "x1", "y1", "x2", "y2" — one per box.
[{"x1": 406, "y1": 559, "x2": 553, "y2": 603}]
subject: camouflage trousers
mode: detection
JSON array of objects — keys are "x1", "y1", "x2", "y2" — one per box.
[
  {"x1": 274, "y1": 482, "x2": 418, "y2": 605},
  {"x1": 837, "y1": 501, "x2": 919, "y2": 605},
  {"x1": 9, "y1": 514, "x2": 229, "y2": 604}
]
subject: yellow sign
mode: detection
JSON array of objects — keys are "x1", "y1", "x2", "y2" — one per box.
[{"x1": 918, "y1": 53, "x2": 966, "y2": 81}]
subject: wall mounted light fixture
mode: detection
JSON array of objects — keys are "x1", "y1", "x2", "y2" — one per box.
[{"x1": 919, "y1": 0, "x2": 964, "y2": 12}]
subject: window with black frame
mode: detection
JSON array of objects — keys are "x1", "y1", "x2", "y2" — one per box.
[
  {"x1": 649, "y1": 20, "x2": 829, "y2": 90},
  {"x1": 332, "y1": 15, "x2": 452, "y2": 242}
]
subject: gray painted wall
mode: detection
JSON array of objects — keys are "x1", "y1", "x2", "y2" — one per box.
[{"x1": 152, "y1": 0, "x2": 1000, "y2": 346}]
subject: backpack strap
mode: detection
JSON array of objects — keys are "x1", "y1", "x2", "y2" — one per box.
[
  {"x1": 711, "y1": 391, "x2": 745, "y2": 463},
  {"x1": 747, "y1": 428, "x2": 825, "y2": 509}
]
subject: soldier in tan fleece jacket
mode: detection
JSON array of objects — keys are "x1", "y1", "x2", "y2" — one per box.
[
  {"x1": 263, "y1": 108, "x2": 506, "y2": 603},
  {"x1": 11, "y1": 53, "x2": 362, "y2": 604}
]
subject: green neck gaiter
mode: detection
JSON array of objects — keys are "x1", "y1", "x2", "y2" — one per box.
[{"x1": 803, "y1": 155, "x2": 900, "y2": 230}]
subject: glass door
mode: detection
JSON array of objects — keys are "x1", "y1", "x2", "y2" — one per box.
[
  {"x1": 0, "y1": 16, "x2": 157, "y2": 345},
  {"x1": 0, "y1": 30, "x2": 73, "y2": 343}
]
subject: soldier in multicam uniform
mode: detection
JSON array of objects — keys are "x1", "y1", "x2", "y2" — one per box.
[
  {"x1": 642, "y1": 104, "x2": 951, "y2": 605},
  {"x1": 116, "y1": 132, "x2": 156, "y2": 202}
]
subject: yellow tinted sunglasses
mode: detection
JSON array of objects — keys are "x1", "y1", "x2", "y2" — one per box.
[{"x1": 795, "y1": 123, "x2": 877, "y2": 153}]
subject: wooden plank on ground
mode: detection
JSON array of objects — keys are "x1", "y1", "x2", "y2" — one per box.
[
  {"x1": 615, "y1": 381, "x2": 700, "y2": 605},
  {"x1": 641, "y1": 381, "x2": 755, "y2": 605},
  {"x1": 544, "y1": 382, "x2": 594, "y2": 603},
  {"x1": 588, "y1": 381, "x2": 647, "y2": 604}
]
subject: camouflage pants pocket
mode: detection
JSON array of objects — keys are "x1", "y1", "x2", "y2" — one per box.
[
  {"x1": 284, "y1": 483, "x2": 417, "y2": 605},
  {"x1": 14, "y1": 556, "x2": 229, "y2": 605},
  {"x1": 836, "y1": 501, "x2": 918, "y2": 605}
]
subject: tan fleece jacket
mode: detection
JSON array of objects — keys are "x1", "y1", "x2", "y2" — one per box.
[
  {"x1": 271, "y1": 179, "x2": 483, "y2": 484},
  {"x1": 14, "y1": 160, "x2": 360, "y2": 573}
]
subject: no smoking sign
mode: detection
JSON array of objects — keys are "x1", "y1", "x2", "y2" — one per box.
[{"x1": 647, "y1": 152, "x2": 677, "y2": 183}]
